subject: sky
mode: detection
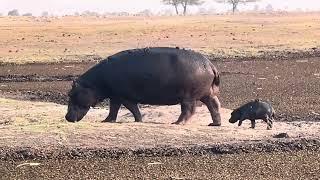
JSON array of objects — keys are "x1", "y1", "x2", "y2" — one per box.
[{"x1": 1, "y1": 0, "x2": 320, "y2": 16}]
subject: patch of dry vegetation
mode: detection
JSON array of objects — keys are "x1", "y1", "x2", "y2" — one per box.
[{"x1": 1, "y1": 13, "x2": 320, "y2": 64}]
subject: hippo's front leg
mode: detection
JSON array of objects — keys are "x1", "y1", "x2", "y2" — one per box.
[
  {"x1": 172, "y1": 100, "x2": 196, "y2": 125},
  {"x1": 103, "y1": 98, "x2": 121, "y2": 123},
  {"x1": 250, "y1": 120, "x2": 256, "y2": 129},
  {"x1": 238, "y1": 114, "x2": 247, "y2": 127},
  {"x1": 238, "y1": 120, "x2": 243, "y2": 127}
]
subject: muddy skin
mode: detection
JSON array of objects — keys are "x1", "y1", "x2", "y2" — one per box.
[
  {"x1": 65, "y1": 47, "x2": 221, "y2": 126},
  {"x1": 229, "y1": 99, "x2": 275, "y2": 130}
]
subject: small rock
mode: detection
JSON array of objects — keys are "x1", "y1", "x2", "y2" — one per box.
[{"x1": 273, "y1": 133, "x2": 289, "y2": 138}]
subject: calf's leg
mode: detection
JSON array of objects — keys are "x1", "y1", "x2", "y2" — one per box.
[
  {"x1": 262, "y1": 116, "x2": 273, "y2": 130},
  {"x1": 250, "y1": 120, "x2": 256, "y2": 129}
]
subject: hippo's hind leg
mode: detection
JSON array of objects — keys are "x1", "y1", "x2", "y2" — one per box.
[
  {"x1": 122, "y1": 100, "x2": 142, "y2": 122},
  {"x1": 262, "y1": 115, "x2": 273, "y2": 130},
  {"x1": 172, "y1": 100, "x2": 196, "y2": 125},
  {"x1": 103, "y1": 98, "x2": 121, "y2": 123},
  {"x1": 201, "y1": 95, "x2": 221, "y2": 126},
  {"x1": 267, "y1": 117, "x2": 273, "y2": 130}
]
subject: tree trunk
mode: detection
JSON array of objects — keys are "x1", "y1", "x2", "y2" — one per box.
[
  {"x1": 182, "y1": 2, "x2": 188, "y2": 16},
  {"x1": 232, "y1": 3, "x2": 238, "y2": 14},
  {"x1": 174, "y1": 5, "x2": 179, "y2": 15}
]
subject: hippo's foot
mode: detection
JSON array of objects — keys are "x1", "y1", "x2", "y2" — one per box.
[
  {"x1": 102, "y1": 118, "x2": 116, "y2": 123},
  {"x1": 134, "y1": 119, "x2": 143, "y2": 123},
  {"x1": 208, "y1": 122, "x2": 221, "y2": 126},
  {"x1": 172, "y1": 121, "x2": 184, "y2": 125},
  {"x1": 209, "y1": 115, "x2": 221, "y2": 126}
]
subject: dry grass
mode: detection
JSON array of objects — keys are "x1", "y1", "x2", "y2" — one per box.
[
  {"x1": 0, "y1": 98, "x2": 319, "y2": 150},
  {"x1": 1, "y1": 13, "x2": 320, "y2": 64}
]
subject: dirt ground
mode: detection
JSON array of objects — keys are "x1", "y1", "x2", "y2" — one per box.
[
  {"x1": 1, "y1": 151, "x2": 320, "y2": 180},
  {"x1": 1, "y1": 97, "x2": 319, "y2": 151},
  {"x1": 1, "y1": 13, "x2": 320, "y2": 179},
  {"x1": 1, "y1": 13, "x2": 320, "y2": 64}
]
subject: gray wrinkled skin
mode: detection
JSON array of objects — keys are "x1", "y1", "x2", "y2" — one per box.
[
  {"x1": 229, "y1": 99, "x2": 275, "y2": 130},
  {"x1": 65, "y1": 47, "x2": 221, "y2": 126}
]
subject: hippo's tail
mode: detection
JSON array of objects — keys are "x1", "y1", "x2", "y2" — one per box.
[
  {"x1": 271, "y1": 106, "x2": 276, "y2": 118},
  {"x1": 212, "y1": 67, "x2": 220, "y2": 94}
]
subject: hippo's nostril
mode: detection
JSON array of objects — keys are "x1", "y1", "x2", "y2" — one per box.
[{"x1": 65, "y1": 114, "x2": 75, "y2": 122}]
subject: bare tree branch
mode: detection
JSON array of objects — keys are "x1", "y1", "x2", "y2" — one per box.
[
  {"x1": 162, "y1": 0, "x2": 204, "y2": 15},
  {"x1": 180, "y1": 0, "x2": 204, "y2": 15},
  {"x1": 162, "y1": 0, "x2": 181, "y2": 15},
  {"x1": 215, "y1": 0, "x2": 260, "y2": 13}
]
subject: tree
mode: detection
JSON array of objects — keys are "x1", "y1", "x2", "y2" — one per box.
[
  {"x1": 42, "y1": 11, "x2": 49, "y2": 17},
  {"x1": 137, "y1": 9, "x2": 153, "y2": 16},
  {"x1": 265, "y1": 4, "x2": 273, "y2": 12},
  {"x1": 253, "y1": 4, "x2": 259, "y2": 12},
  {"x1": 22, "y1": 13, "x2": 33, "y2": 16},
  {"x1": 8, "y1": 9, "x2": 19, "y2": 16},
  {"x1": 180, "y1": 0, "x2": 204, "y2": 15},
  {"x1": 162, "y1": 0, "x2": 181, "y2": 15},
  {"x1": 162, "y1": 0, "x2": 204, "y2": 15},
  {"x1": 215, "y1": 0, "x2": 260, "y2": 13}
]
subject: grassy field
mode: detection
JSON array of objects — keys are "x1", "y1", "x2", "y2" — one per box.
[{"x1": 1, "y1": 13, "x2": 320, "y2": 64}]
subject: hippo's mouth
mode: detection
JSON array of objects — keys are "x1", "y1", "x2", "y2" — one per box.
[
  {"x1": 229, "y1": 119, "x2": 237, "y2": 123},
  {"x1": 65, "y1": 112, "x2": 86, "y2": 122}
]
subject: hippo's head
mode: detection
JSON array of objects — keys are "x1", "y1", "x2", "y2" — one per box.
[
  {"x1": 229, "y1": 109, "x2": 241, "y2": 123},
  {"x1": 65, "y1": 81, "x2": 98, "y2": 122}
]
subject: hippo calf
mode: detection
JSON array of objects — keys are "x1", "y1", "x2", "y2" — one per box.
[
  {"x1": 229, "y1": 99, "x2": 275, "y2": 130},
  {"x1": 65, "y1": 47, "x2": 221, "y2": 126}
]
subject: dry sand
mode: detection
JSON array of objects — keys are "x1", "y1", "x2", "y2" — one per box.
[{"x1": 0, "y1": 98, "x2": 319, "y2": 150}]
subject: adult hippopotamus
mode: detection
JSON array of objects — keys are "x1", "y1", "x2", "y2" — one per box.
[{"x1": 65, "y1": 47, "x2": 221, "y2": 126}]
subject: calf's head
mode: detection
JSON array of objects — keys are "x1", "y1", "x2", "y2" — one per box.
[
  {"x1": 65, "y1": 81, "x2": 98, "y2": 122},
  {"x1": 229, "y1": 109, "x2": 241, "y2": 124}
]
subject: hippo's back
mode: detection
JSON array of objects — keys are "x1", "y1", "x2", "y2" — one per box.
[
  {"x1": 239, "y1": 99, "x2": 274, "y2": 119},
  {"x1": 94, "y1": 47, "x2": 217, "y2": 105}
]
